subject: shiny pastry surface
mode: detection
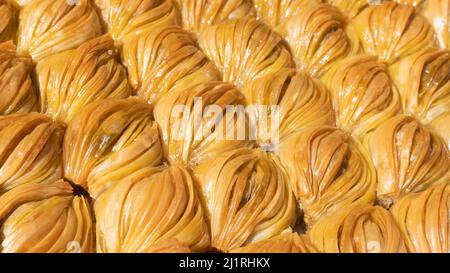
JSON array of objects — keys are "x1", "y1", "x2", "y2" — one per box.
[
  {"x1": 0, "y1": 0, "x2": 447, "y2": 253},
  {"x1": 309, "y1": 204, "x2": 407, "y2": 253},
  {"x1": 367, "y1": 115, "x2": 449, "y2": 207},
  {"x1": 279, "y1": 126, "x2": 376, "y2": 225},
  {"x1": 391, "y1": 182, "x2": 450, "y2": 253}
]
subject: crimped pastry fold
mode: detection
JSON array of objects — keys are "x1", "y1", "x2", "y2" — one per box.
[
  {"x1": 309, "y1": 204, "x2": 407, "y2": 253},
  {"x1": 177, "y1": 0, "x2": 255, "y2": 33},
  {"x1": 391, "y1": 183, "x2": 450, "y2": 253},
  {"x1": 279, "y1": 126, "x2": 376, "y2": 225},
  {"x1": 389, "y1": 48, "x2": 449, "y2": 145},
  {"x1": 153, "y1": 81, "x2": 253, "y2": 166},
  {"x1": 0, "y1": 113, "x2": 63, "y2": 193},
  {"x1": 94, "y1": 0, "x2": 179, "y2": 41},
  {"x1": 36, "y1": 36, "x2": 131, "y2": 124},
  {"x1": 367, "y1": 115, "x2": 450, "y2": 207},
  {"x1": 199, "y1": 17, "x2": 294, "y2": 88},
  {"x1": 63, "y1": 98, "x2": 163, "y2": 197},
  {"x1": 17, "y1": 0, "x2": 102, "y2": 61},
  {"x1": 277, "y1": 2, "x2": 360, "y2": 78},
  {"x1": 353, "y1": 2, "x2": 435, "y2": 64},
  {"x1": 0, "y1": 181, "x2": 95, "y2": 253},
  {"x1": 322, "y1": 55, "x2": 401, "y2": 137},
  {"x1": 231, "y1": 229, "x2": 317, "y2": 253},
  {"x1": 193, "y1": 148, "x2": 297, "y2": 252},
  {"x1": 95, "y1": 164, "x2": 210, "y2": 252},
  {"x1": 242, "y1": 69, "x2": 335, "y2": 146},
  {"x1": 0, "y1": 41, "x2": 36, "y2": 115},
  {"x1": 121, "y1": 25, "x2": 220, "y2": 103}
]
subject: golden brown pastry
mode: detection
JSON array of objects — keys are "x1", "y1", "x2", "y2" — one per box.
[
  {"x1": 396, "y1": 0, "x2": 450, "y2": 43},
  {"x1": 17, "y1": 0, "x2": 102, "y2": 61},
  {"x1": 277, "y1": 2, "x2": 360, "y2": 78},
  {"x1": 63, "y1": 98, "x2": 163, "y2": 197},
  {"x1": 231, "y1": 229, "x2": 318, "y2": 253},
  {"x1": 0, "y1": 41, "x2": 36, "y2": 115},
  {"x1": 36, "y1": 36, "x2": 131, "y2": 124},
  {"x1": 193, "y1": 148, "x2": 297, "y2": 252},
  {"x1": 367, "y1": 115, "x2": 450, "y2": 207},
  {"x1": 389, "y1": 49, "x2": 449, "y2": 126},
  {"x1": 95, "y1": 164, "x2": 210, "y2": 252},
  {"x1": 199, "y1": 17, "x2": 294, "y2": 88},
  {"x1": 0, "y1": 181, "x2": 95, "y2": 253},
  {"x1": 391, "y1": 182, "x2": 450, "y2": 253},
  {"x1": 0, "y1": 113, "x2": 63, "y2": 193},
  {"x1": 394, "y1": 0, "x2": 426, "y2": 8},
  {"x1": 177, "y1": 0, "x2": 255, "y2": 33},
  {"x1": 429, "y1": 111, "x2": 450, "y2": 149},
  {"x1": 309, "y1": 204, "x2": 407, "y2": 253},
  {"x1": 353, "y1": 2, "x2": 436, "y2": 64},
  {"x1": 121, "y1": 25, "x2": 220, "y2": 104},
  {"x1": 242, "y1": 69, "x2": 335, "y2": 146},
  {"x1": 326, "y1": 0, "x2": 372, "y2": 19},
  {"x1": 253, "y1": 0, "x2": 318, "y2": 27},
  {"x1": 279, "y1": 126, "x2": 376, "y2": 225},
  {"x1": 10, "y1": 0, "x2": 31, "y2": 7},
  {"x1": 145, "y1": 239, "x2": 192, "y2": 253},
  {"x1": 94, "y1": 0, "x2": 179, "y2": 41},
  {"x1": 154, "y1": 81, "x2": 253, "y2": 166},
  {"x1": 322, "y1": 55, "x2": 401, "y2": 137},
  {"x1": 0, "y1": 0, "x2": 17, "y2": 42},
  {"x1": 422, "y1": 0, "x2": 449, "y2": 49}
]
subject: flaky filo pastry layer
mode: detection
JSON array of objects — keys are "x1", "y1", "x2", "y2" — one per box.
[
  {"x1": 279, "y1": 126, "x2": 376, "y2": 226},
  {"x1": 94, "y1": 0, "x2": 179, "y2": 41},
  {"x1": 389, "y1": 48, "x2": 449, "y2": 148},
  {"x1": 326, "y1": 0, "x2": 372, "y2": 19},
  {"x1": 393, "y1": 0, "x2": 448, "y2": 48},
  {"x1": 199, "y1": 16, "x2": 294, "y2": 88},
  {"x1": 36, "y1": 35, "x2": 132, "y2": 124},
  {"x1": 322, "y1": 54, "x2": 401, "y2": 137},
  {"x1": 121, "y1": 24, "x2": 220, "y2": 104},
  {"x1": 352, "y1": 2, "x2": 436, "y2": 64},
  {"x1": 63, "y1": 98, "x2": 163, "y2": 198},
  {"x1": 17, "y1": 0, "x2": 102, "y2": 61},
  {"x1": 230, "y1": 229, "x2": 318, "y2": 253},
  {"x1": 193, "y1": 148, "x2": 297, "y2": 252},
  {"x1": 0, "y1": 113, "x2": 63, "y2": 194},
  {"x1": 253, "y1": 0, "x2": 318, "y2": 27},
  {"x1": 0, "y1": 181, "x2": 95, "y2": 253},
  {"x1": 95, "y1": 164, "x2": 210, "y2": 253},
  {"x1": 309, "y1": 204, "x2": 407, "y2": 253},
  {"x1": 391, "y1": 182, "x2": 450, "y2": 253},
  {"x1": 242, "y1": 69, "x2": 335, "y2": 146},
  {"x1": 176, "y1": 0, "x2": 255, "y2": 34},
  {"x1": 154, "y1": 81, "x2": 253, "y2": 166},
  {"x1": 277, "y1": 2, "x2": 360, "y2": 78},
  {"x1": 0, "y1": 41, "x2": 37, "y2": 115},
  {"x1": 366, "y1": 115, "x2": 450, "y2": 207}
]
